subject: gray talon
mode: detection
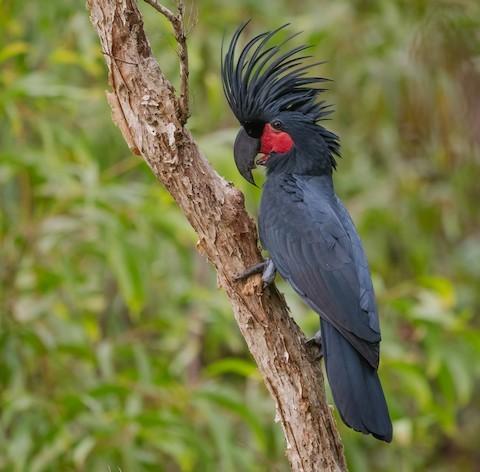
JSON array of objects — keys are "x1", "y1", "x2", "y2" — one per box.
[
  {"x1": 306, "y1": 330, "x2": 323, "y2": 360},
  {"x1": 234, "y1": 258, "x2": 276, "y2": 287},
  {"x1": 234, "y1": 261, "x2": 266, "y2": 281}
]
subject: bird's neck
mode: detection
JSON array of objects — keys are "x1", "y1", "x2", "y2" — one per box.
[{"x1": 266, "y1": 146, "x2": 334, "y2": 177}]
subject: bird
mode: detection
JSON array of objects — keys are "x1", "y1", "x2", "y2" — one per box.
[{"x1": 221, "y1": 22, "x2": 393, "y2": 442}]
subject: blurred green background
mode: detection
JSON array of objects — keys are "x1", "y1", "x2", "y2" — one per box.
[{"x1": 1, "y1": 0, "x2": 480, "y2": 470}]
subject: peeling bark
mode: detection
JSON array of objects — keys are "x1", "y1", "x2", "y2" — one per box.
[{"x1": 86, "y1": 1, "x2": 347, "y2": 470}]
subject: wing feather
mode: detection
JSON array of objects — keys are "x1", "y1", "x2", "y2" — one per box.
[{"x1": 260, "y1": 175, "x2": 380, "y2": 367}]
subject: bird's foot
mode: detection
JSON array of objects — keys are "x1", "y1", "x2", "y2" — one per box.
[
  {"x1": 234, "y1": 258, "x2": 276, "y2": 288},
  {"x1": 306, "y1": 330, "x2": 323, "y2": 360}
]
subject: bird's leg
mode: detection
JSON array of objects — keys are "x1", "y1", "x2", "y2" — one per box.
[
  {"x1": 261, "y1": 258, "x2": 276, "y2": 286},
  {"x1": 234, "y1": 261, "x2": 267, "y2": 280},
  {"x1": 306, "y1": 330, "x2": 323, "y2": 360},
  {"x1": 234, "y1": 258, "x2": 276, "y2": 287}
]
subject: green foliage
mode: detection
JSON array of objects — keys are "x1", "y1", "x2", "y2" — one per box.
[{"x1": 1, "y1": 0, "x2": 480, "y2": 470}]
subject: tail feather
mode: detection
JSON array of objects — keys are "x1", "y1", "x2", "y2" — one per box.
[{"x1": 321, "y1": 319, "x2": 392, "y2": 442}]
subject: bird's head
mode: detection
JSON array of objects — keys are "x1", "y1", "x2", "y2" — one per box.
[{"x1": 222, "y1": 23, "x2": 339, "y2": 185}]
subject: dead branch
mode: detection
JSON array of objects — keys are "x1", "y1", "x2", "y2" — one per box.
[
  {"x1": 143, "y1": 0, "x2": 189, "y2": 124},
  {"x1": 86, "y1": 0, "x2": 347, "y2": 470}
]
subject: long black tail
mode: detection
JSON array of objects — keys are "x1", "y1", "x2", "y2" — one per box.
[{"x1": 321, "y1": 319, "x2": 393, "y2": 442}]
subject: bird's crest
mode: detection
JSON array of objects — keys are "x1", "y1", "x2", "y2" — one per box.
[{"x1": 221, "y1": 22, "x2": 333, "y2": 126}]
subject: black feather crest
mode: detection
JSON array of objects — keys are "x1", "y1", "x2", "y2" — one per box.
[{"x1": 221, "y1": 22, "x2": 333, "y2": 126}]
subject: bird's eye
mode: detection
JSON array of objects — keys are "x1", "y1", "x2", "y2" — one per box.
[{"x1": 271, "y1": 120, "x2": 282, "y2": 130}]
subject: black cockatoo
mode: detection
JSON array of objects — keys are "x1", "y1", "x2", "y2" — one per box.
[{"x1": 222, "y1": 23, "x2": 392, "y2": 442}]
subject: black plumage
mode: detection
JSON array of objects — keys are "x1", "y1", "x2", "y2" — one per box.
[
  {"x1": 222, "y1": 24, "x2": 392, "y2": 442},
  {"x1": 222, "y1": 22, "x2": 333, "y2": 131}
]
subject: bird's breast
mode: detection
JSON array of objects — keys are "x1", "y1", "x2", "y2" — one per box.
[{"x1": 259, "y1": 176, "x2": 308, "y2": 248}]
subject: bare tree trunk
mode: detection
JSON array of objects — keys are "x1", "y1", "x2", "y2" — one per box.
[{"x1": 86, "y1": 1, "x2": 347, "y2": 470}]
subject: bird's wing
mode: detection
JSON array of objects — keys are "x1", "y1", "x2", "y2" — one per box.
[
  {"x1": 260, "y1": 175, "x2": 380, "y2": 368},
  {"x1": 333, "y1": 195, "x2": 380, "y2": 334}
]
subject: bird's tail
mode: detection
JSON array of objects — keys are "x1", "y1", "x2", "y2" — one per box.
[{"x1": 321, "y1": 319, "x2": 393, "y2": 442}]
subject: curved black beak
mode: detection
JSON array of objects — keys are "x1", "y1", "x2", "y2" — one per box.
[{"x1": 233, "y1": 127, "x2": 260, "y2": 186}]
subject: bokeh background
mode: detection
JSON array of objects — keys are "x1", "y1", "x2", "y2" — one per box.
[{"x1": 2, "y1": 0, "x2": 480, "y2": 470}]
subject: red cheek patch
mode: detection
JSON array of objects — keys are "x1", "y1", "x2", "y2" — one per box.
[{"x1": 260, "y1": 123, "x2": 294, "y2": 155}]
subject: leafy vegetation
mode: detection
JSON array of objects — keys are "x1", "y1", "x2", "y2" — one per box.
[{"x1": 1, "y1": 0, "x2": 480, "y2": 470}]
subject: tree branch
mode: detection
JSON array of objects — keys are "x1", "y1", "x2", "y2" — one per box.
[
  {"x1": 86, "y1": 1, "x2": 347, "y2": 470},
  {"x1": 143, "y1": 0, "x2": 189, "y2": 124}
]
